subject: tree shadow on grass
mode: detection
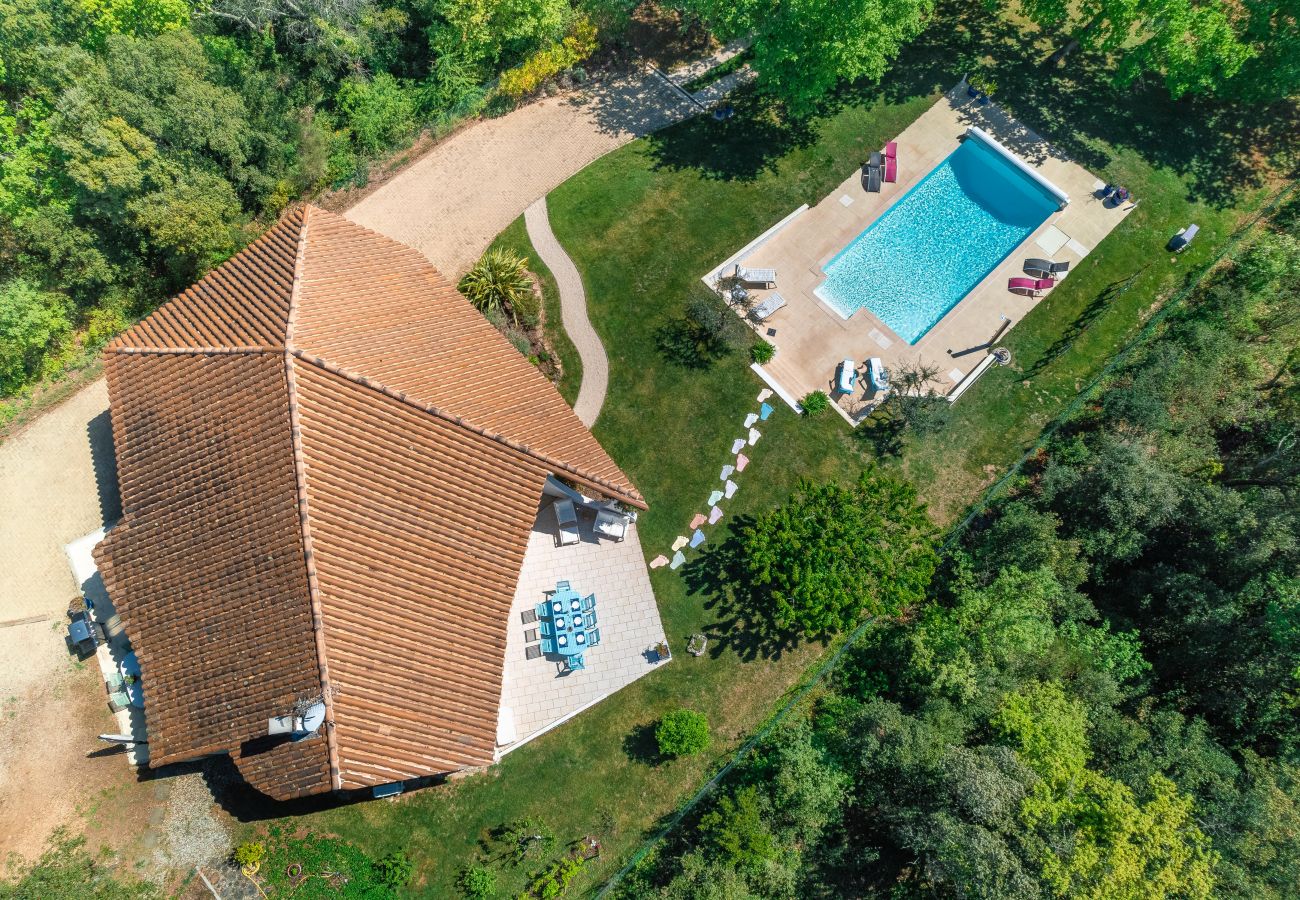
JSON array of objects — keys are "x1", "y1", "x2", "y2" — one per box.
[
  {"x1": 642, "y1": 87, "x2": 823, "y2": 183},
  {"x1": 1024, "y1": 267, "x2": 1150, "y2": 378},
  {"x1": 622, "y1": 721, "x2": 662, "y2": 767},
  {"x1": 679, "y1": 516, "x2": 808, "y2": 662}
]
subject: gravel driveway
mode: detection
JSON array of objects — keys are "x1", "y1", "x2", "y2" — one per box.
[{"x1": 346, "y1": 69, "x2": 695, "y2": 278}]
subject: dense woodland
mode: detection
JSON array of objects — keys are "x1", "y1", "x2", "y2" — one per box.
[
  {"x1": 2, "y1": 0, "x2": 1298, "y2": 405},
  {"x1": 620, "y1": 204, "x2": 1300, "y2": 898}
]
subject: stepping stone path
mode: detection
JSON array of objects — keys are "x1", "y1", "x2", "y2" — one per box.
[{"x1": 651, "y1": 389, "x2": 777, "y2": 574}]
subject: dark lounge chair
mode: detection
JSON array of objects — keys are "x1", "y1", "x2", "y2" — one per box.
[
  {"x1": 863, "y1": 152, "x2": 883, "y2": 193},
  {"x1": 1024, "y1": 258, "x2": 1069, "y2": 278}
]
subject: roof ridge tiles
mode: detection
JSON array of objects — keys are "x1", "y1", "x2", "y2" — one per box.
[{"x1": 282, "y1": 206, "x2": 343, "y2": 792}]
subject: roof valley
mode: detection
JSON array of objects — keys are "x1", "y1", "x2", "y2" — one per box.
[{"x1": 282, "y1": 206, "x2": 343, "y2": 791}]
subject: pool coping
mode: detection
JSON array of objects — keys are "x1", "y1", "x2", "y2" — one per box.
[{"x1": 701, "y1": 83, "x2": 1135, "y2": 425}]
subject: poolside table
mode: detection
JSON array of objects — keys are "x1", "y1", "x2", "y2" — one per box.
[{"x1": 543, "y1": 583, "x2": 596, "y2": 658}]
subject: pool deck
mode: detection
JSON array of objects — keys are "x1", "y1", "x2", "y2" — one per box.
[{"x1": 715, "y1": 84, "x2": 1134, "y2": 422}]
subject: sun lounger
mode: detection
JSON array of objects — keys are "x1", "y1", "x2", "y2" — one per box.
[
  {"x1": 1168, "y1": 224, "x2": 1198, "y2": 253},
  {"x1": 750, "y1": 292, "x2": 786, "y2": 321},
  {"x1": 553, "y1": 499, "x2": 579, "y2": 546},
  {"x1": 735, "y1": 265, "x2": 777, "y2": 288},
  {"x1": 868, "y1": 357, "x2": 890, "y2": 392},
  {"x1": 864, "y1": 165, "x2": 882, "y2": 193},
  {"x1": 883, "y1": 157, "x2": 897, "y2": 183},
  {"x1": 1008, "y1": 276, "x2": 1055, "y2": 297},
  {"x1": 835, "y1": 359, "x2": 856, "y2": 395},
  {"x1": 884, "y1": 141, "x2": 897, "y2": 159},
  {"x1": 1024, "y1": 258, "x2": 1069, "y2": 278}
]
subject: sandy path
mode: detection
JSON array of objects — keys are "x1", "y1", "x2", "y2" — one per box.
[
  {"x1": 346, "y1": 70, "x2": 695, "y2": 279},
  {"x1": 525, "y1": 198, "x2": 608, "y2": 426},
  {"x1": 0, "y1": 378, "x2": 115, "y2": 624}
]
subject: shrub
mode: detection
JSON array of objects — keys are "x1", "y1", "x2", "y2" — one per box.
[
  {"x1": 501, "y1": 817, "x2": 555, "y2": 864},
  {"x1": 656, "y1": 709, "x2": 711, "y2": 758},
  {"x1": 498, "y1": 16, "x2": 598, "y2": 100},
  {"x1": 459, "y1": 248, "x2": 535, "y2": 326},
  {"x1": 458, "y1": 864, "x2": 497, "y2": 899},
  {"x1": 337, "y1": 73, "x2": 416, "y2": 154},
  {"x1": 527, "y1": 857, "x2": 584, "y2": 899},
  {"x1": 233, "y1": 841, "x2": 265, "y2": 873},
  {"x1": 375, "y1": 850, "x2": 413, "y2": 889},
  {"x1": 506, "y1": 329, "x2": 531, "y2": 356},
  {"x1": 0, "y1": 279, "x2": 73, "y2": 395},
  {"x1": 800, "y1": 390, "x2": 829, "y2": 415},
  {"x1": 751, "y1": 340, "x2": 775, "y2": 364}
]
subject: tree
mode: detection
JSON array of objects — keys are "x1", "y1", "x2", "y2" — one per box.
[
  {"x1": 1022, "y1": 0, "x2": 1252, "y2": 99},
  {"x1": 656, "y1": 709, "x2": 711, "y2": 758},
  {"x1": 656, "y1": 285, "x2": 748, "y2": 369},
  {"x1": 736, "y1": 468, "x2": 938, "y2": 635},
  {"x1": 128, "y1": 168, "x2": 242, "y2": 283},
  {"x1": 671, "y1": 0, "x2": 933, "y2": 113},
  {"x1": 879, "y1": 358, "x2": 951, "y2": 436},
  {"x1": 76, "y1": 0, "x2": 190, "y2": 50},
  {"x1": 0, "y1": 279, "x2": 72, "y2": 394},
  {"x1": 336, "y1": 73, "x2": 415, "y2": 154},
  {"x1": 697, "y1": 785, "x2": 777, "y2": 869},
  {"x1": 458, "y1": 247, "x2": 534, "y2": 326}
]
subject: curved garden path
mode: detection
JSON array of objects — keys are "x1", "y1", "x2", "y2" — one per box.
[{"x1": 525, "y1": 198, "x2": 607, "y2": 426}]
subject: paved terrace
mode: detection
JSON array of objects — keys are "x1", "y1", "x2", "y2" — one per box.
[
  {"x1": 724, "y1": 85, "x2": 1134, "y2": 421},
  {"x1": 496, "y1": 504, "x2": 667, "y2": 753}
]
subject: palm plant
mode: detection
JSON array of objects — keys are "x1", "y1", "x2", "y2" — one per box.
[{"x1": 458, "y1": 248, "x2": 533, "y2": 326}]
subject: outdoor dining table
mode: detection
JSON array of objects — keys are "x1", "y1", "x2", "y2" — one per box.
[{"x1": 547, "y1": 585, "x2": 592, "y2": 658}]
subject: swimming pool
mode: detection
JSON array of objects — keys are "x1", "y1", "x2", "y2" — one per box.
[{"x1": 816, "y1": 136, "x2": 1060, "y2": 344}]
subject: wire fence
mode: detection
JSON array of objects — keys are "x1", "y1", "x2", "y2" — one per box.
[{"x1": 595, "y1": 178, "x2": 1299, "y2": 898}]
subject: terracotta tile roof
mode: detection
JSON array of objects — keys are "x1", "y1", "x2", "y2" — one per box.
[{"x1": 96, "y1": 205, "x2": 644, "y2": 798}]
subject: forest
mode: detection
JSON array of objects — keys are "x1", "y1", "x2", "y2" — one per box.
[
  {"x1": 2, "y1": 0, "x2": 1298, "y2": 410},
  {"x1": 617, "y1": 201, "x2": 1300, "y2": 898}
]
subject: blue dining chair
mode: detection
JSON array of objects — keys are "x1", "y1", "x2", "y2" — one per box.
[
  {"x1": 587, "y1": 628, "x2": 601, "y2": 647},
  {"x1": 584, "y1": 608, "x2": 598, "y2": 628},
  {"x1": 541, "y1": 636, "x2": 558, "y2": 654},
  {"x1": 556, "y1": 579, "x2": 571, "y2": 591},
  {"x1": 535, "y1": 601, "x2": 550, "y2": 620},
  {"x1": 582, "y1": 594, "x2": 595, "y2": 611},
  {"x1": 539, "y1": 620, "x2": 554, "y2": 637},
  {"x1": 566, "y1": 655, "x2": 586, "y2": 672}
]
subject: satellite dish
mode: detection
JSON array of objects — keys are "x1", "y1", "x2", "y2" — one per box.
[{"x1": 297, "y1": 701, "x2": 326, "y2": 736}]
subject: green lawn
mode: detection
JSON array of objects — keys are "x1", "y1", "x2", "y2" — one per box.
[{"x1": 243, "y1": 15, "x2": 1290, "y2": 899}]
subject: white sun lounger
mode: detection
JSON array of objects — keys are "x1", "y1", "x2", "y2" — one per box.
[
  {"x1": 750, "y1": 292, "x2": 786, "y2": 321},
  {"x1": 735, "y1": 265, "x2": 777, "y2": 288}
]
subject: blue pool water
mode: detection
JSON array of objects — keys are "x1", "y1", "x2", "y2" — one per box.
[{"x1": 817, "y1": 138, "x2": 1059, "y2": 344}]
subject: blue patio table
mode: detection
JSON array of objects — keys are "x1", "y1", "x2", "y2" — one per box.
[{"x1": 545, "y1": 584, "x2": 596, "y2": 658}]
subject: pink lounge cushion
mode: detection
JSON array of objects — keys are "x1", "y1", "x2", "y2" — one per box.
[
  {"x1": 884, "y1": 141, "x2": 897, "y2": 159},
  {"x1": 884, "y1": 157, "x2": 897, "y2": 182}
]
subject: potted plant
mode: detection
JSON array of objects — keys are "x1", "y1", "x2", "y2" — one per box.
[{"x1": 653, "y1": 640, "x2": 671, "y2": 661}]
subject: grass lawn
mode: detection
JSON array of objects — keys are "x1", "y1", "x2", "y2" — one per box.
[{"x1": 239, "y1": 11, "x2": 1293, "y2": 898}]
